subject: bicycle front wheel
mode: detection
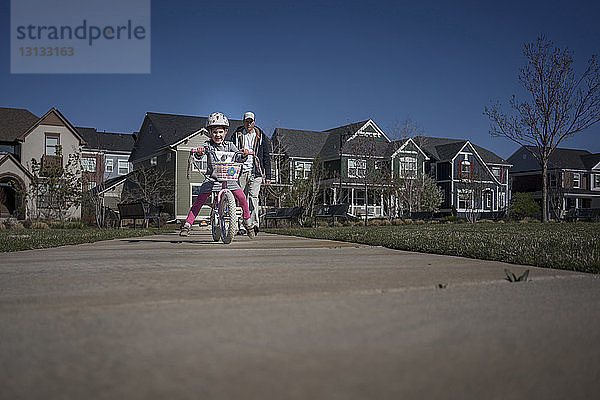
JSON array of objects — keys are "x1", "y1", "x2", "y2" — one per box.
[
  {"x1": 219, "y1": 190, "x2": 237, "y2": 244},
  {"x1": 210, "y1": 206, "x2": 221, "y2": 242}
]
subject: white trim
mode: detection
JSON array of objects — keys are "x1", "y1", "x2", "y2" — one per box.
[
  {"x1": 170, "y1": 128, "x2": 210, "y2": 148},
  {"x1": 345, "y1": 120, "x2": 392, "y2": 143},
  {"x1": 451, "y1": 141, "x2": 501, "y2": 185},
  {"x1": 390, "y1": 138, "x2": 430, "y2": 160}
]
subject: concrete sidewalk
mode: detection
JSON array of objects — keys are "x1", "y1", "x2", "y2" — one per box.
[{"x1": 1, "y1": 230, "x2": 599, "y2": 399}]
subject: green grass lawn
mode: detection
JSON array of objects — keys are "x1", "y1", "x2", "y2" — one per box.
[
  {"x1": 0, "y1": 227, "x2": 174, "y2": 252},
  {"x1": 265, "y1": 222, "x2": 600, "y2": 273}
]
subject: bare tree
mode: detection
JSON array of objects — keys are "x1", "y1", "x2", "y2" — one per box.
[
  {"x1": 288, "y1": 156, "x2": 324, "y2": 221},
  {"x1": 388, "y1": 118, "x2": 425, "y2": 141},
  {"x1": 485, "y1": 35, "x2": 600, "y2": 221},
  {"x1": 121, "y1": 165, "x2": 173, "y2": 208}
]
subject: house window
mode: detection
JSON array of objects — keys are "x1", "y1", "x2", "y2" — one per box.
[
  {"x1": 45, "y1": 135, "x2": 60, "y2": 155},
  {"x1": 458, "y1": 161, "x2": 471, "y2": 179},
  {"x1": 151, "y1": 156, "x2": 157, "y2": 166},
  {"x1": 81, "y1": 157, "x2": 96, "y2": 172},
  {"x1": 294, "y1": 161, "x2": 312, "y2": 179},
  {"x1": 549, "y1": 173, "x2": 558, "y2": 187},
  {"x1": 484, "y1": 191, "x2": 492, "y2": 209},
  {"x1": 0, "y1": 144, "x2": 15, "y2": 154},
  {"x1": 594, "y1": 174, "x2": 600, "y2": 189},
  {"x1": 105, "y1": 159, "x2": 114, "y2": 173},
  {"x1": 118, "y1": 160, "x2": 129, "y2": 175},
  {"x1": 458, "y1": 190, "x2": 472, "y2": 209},
  {"x1": 348, "y1": 159, "x2": 366, "y2": 178},
  {"x1": 573, "y1": 173, "x2": 581, "y2": 188},
  {"x1": 492, "y1": 167, "x2": 502, "y2": 182},
  {"x1": 191, "y1": 154, "x2": 208, "y2": 172},
  {"x1": 499, "y1": 192, "x2": 506, "y2": 209},
  {"x1": 87, "y1": 181, "x2": 97, "y2": 190},
  {"x1": 399, "y1": 157, "x2": 417, "y2": 177},
  {"x1": 354, "y1": 189, "x2": 365, "y2": 206}
]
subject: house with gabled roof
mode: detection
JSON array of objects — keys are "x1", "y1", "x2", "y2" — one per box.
[
  {"x1": 413, "y1": 136, "x2": 511, "y2": 217},
  {"x1": 76, "y1": 127, "x2": 135, "y2": 191},
  {"x1": 508, "y1": 146, "x2": 600, "y2": 218},
  {"x1": 0, "y1": 107, "x2": 85, "y2": 219},
  {"x1": 129, "y1": 112, "x2": 244, "y2": 221},
  {"x1": 271, "y1": 119, "x2": 430, "y2": 218}
]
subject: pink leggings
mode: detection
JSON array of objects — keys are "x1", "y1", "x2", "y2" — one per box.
[{"x1": 185, "y1": 189, "x2": 250, "y2": 225}]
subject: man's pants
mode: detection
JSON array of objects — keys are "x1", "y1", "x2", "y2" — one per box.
[{"x1": 238, "y1": 171, "x2": 262, "y2": 228}]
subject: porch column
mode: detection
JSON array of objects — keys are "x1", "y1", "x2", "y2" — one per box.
[{"x1": 351, "y1": 188, "x2": 355, "y2": 215}]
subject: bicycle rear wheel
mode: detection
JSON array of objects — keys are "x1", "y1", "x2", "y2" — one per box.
[{"x1": 219, "y1": 190, "x2": 237, "y2": 244}]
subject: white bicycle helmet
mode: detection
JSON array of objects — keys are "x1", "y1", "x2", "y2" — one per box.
[{"x1": 206, "y1": 112, "x2": 229, "y2": 128}]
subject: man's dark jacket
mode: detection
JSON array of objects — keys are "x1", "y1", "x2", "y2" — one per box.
[{"x1": 227, "y1": 126, "x2": 271, "y2": 180}]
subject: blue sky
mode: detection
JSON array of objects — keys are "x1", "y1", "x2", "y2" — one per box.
[{"x1": 2, "y1": 0, "x2": 600, "y2": 159}]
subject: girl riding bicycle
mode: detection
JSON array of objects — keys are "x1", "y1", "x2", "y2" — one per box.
[{"x1": 179, "y1": 112, "x2": 255, "y2": 238}]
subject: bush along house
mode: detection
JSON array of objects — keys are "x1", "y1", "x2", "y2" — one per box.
[
  {"x1": 508, "y1": 146, "x2": 600, "y2": 219},
  {"x1": 270, "y1": 119, "x2": 430, "y2": 219},
  {"x1": 0, "y1": 107, "x2": 85, "y2": 220},
  {"x1": 411, "y1": 136, "x2": 511, "y2": 219},
  {"x1": 128, "y1": 112, "x2": 244, "y2": 222}
]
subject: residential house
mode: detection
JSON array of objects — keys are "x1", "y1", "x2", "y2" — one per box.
[
  {"x1": 508, "y1": 146, "x2": 600, "y2": 218},
  {"x1": 76, "y1": 127, "x2": 135, "y2": 191},
  {"x1": 129, "y1": 112, "x2": 244, "y2": 221},
  {"x1": 270, "y1": 120, "x2": 430, "y2": 218},
  {"x1": 0, "y1": 107, "x2": 85, "y2": 219},
  {"x1": 413, "y1": 136, "x2": 511, "y2": 218}
]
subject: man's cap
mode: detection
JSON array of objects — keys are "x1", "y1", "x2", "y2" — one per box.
[{"x1": 243, "y1": 111, "x2": 255, "y2": 121}]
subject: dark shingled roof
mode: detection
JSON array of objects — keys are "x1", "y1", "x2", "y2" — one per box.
[
  {"x1": 509, "y1": 146, "x2": 599, "y2": 172},
  {"x1": 146, "y1": 112, "x2": 244, "y2": 146},
  {"x1": 383, "y1": 139, "x2": 410, "y2": 157},
  {"x1": 529, "y1": 146, "x2": 593, "y2": 170},
  {"x1": 130, "y1": 112, "x2": 245, "y2": 162},
  {"x1": 0, "y1": 107, "x2": 39, "y2": 142},
  {"x1": 582, "y1": 153, "x2": 600, "y2": 169},
  {"x1": 272, "y1": 128, "x2": 328, "y2": 158},
  {"x1": 414, "y1": 136, "x2": 509, "y2": 165},
  {"x1": 319, "y1": 120, "x2": 370, "y2": 158},
  {"x1": 77, "y1": 127, "x2": 135, "y2": 153}
]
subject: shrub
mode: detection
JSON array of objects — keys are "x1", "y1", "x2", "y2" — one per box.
[
  {"x1": 392, "y1": 219, "x2": 404, "y2": 225},
  {"x1": 356, "y1": 220, "x2": 365, "y2": 227},
  {"x1": 32, "y1": 221, "x2": 50, "y2": 229},
  {"x1": 381, "y1": 219, "x2": 392, "y2": 226},
  {"x1": 509, "y1": 193, "x2": 540, "y2": 220},
  {"x1": 439, "y1": 215, "x2": 467, "y2": 223},
  {"x1": 2, "y1": 218, "x2": 19, "y2": 229},
  {"x1": 403, "y1": 218, "x2": 413, "y2": 224},
  {"x1": 334, "y1": 221, "x2": 344, "y2": 227},
  {"x1": 415, "y1": 219, "x2": 425, "y2": 224}
]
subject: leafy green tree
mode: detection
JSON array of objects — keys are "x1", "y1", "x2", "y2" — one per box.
[{"x1": 509, "y1": 192, "x2": 540, "y2": 220}]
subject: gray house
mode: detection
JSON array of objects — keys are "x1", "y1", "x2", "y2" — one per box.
[
  {"x1": 271, "y1": 120, "x2": 430, "y2": 218},
  {"x1": 413, "y1": 136, "x2": 511, "y2": 217},
  {"x1": 76, "y1": 127, "x2": 135, "y2": 190},
  {"x1": 129, "y1": 112, "x2": 244, "y2": 221},
  {"x1": 508, "y1": 146, "x2": 600, "y2": 217}
]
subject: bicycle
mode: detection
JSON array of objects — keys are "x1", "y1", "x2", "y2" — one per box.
[{"x1": 192, "y1": 147, "x2": 249, "y2": 244}]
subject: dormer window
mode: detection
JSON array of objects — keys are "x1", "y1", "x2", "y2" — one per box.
[
  {"x1": 151, "y1": 156, "x2": 157, "y2": 166},
  {"x1": 45, "y1": 134, "x2": 60, "y2": 155},
  {"x1": 573, "y1": 173, "x2": 581, "y2": 188}
]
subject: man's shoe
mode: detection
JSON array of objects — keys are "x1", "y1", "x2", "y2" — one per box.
[
  {"x1": 179, "y1": 222, "x2": 191, "y2": 237},
  {"x1": 243, "y1": 219, "x2": 255, "y2": 239},
  {"x1": 253, "y1": 226, "x2": 259, "y2": 236}
]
